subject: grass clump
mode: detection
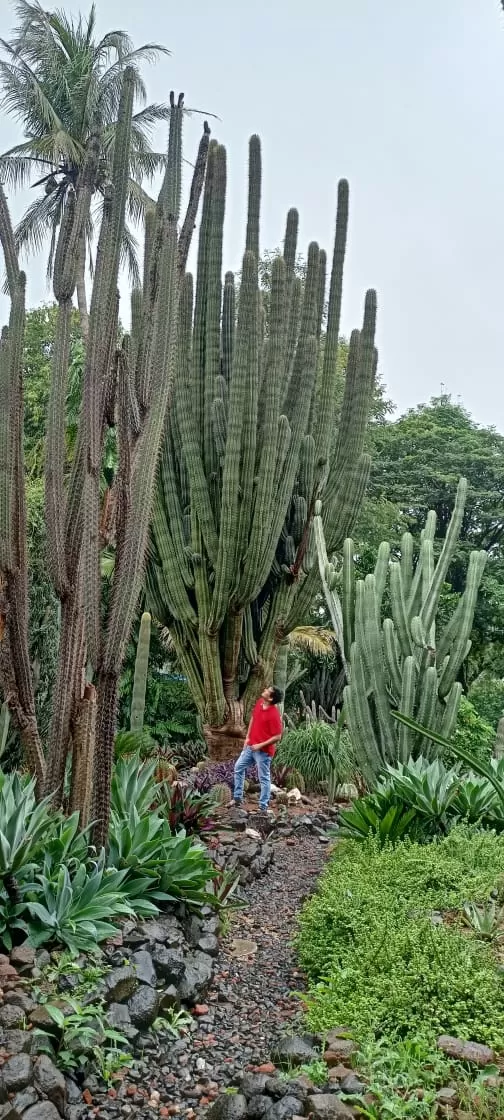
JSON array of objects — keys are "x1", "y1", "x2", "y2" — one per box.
[{"x1": 297, "y1": 827, "x2": 504, "y2": 1049}]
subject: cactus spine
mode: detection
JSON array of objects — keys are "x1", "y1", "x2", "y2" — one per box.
[
  {"x1": 338, "y1": 478, "x2": 487, "y2": 785},
  {"x1": 147, "y1": 140, "x2": 378, "y2": 759},
  {"x1": 0, "y1": 77, "x2": 209, "y2": 843},
  {"x1": 130, "y1": 612, "x2": 151, "y2": 732}
]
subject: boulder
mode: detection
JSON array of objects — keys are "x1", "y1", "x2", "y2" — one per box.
[
  {"x1": 437, "y1": 1035, "x2": 495, "y2": 1066},
  {"x1": 127, "y1": 984, "x2": 160, "y2": 1028},
  {"x1": 33, "y1": 1054, "x2": 66, "y2": 1114},
  {"x1": 305, "y1": 1095, "x2": 356, "y2": 1119},
  {"x1": 176, "y1": 951, "x2": 213, "y2": 1003},
  {"x1": 247, "y1": 1095, "x2": 272, "y2": 1119},
  {"x1": 0, "y1": 1005, "x2": 24, "y2": 1031},
  {"x1": 268, "y1": 1096, "x2": 304, "y2": 1119},
  {"x1": 271, "y1": 1036, "x2": 319, "y2": 1067},
  {"x1": 104, "y1": 965, "x2": 138, "y2": 1004},
  {"x1": 22, "y1": 1104, "x2": 61, "y2": 1120},
  {"x1": 9, "y1": 945, "x2": 36, "y2": 972},
  {"x1": 1, "y1": 1031, "x2": 32, "y2": 1055},
  {"x1": 1, "y1": 1054, "x2": 33, "y2": 1094},
  {"x1": 240, "y1": 1073, "x2": 269, "y2": 1097},
  {"x1": 131, "y1": 950, "x2": 156, "y2": 987},
  {"x1": 207, "y1": 1093, "x2": 248, "y2": 1120},
  {"x1": 151, "y1": 944, "x2": 186, "y2": 983}
]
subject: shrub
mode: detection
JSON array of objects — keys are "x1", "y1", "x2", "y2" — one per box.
[
  {"x1": 468, "y1": 675, "x2": 504, "y2": 731},
  {"x1": 275, "y1": 721, "x2": 351, "y2": 791},
  {"x1": 447, "y1": 696, "x2": 495, "y2": 768},
  {"x1": 297, "y1": 828, "x2": 504, "y2": 1049}
]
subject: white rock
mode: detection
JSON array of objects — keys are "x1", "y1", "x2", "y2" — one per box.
[
  {"x1": 287, "y1": 787, "x2": 302, "y2": 802},
  {"x1": 245, "y1": 827, "x2": 262, "y2": 840}
]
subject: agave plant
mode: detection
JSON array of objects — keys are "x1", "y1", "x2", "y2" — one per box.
[
  {"x1": 339, "y1": 797, "x2": 419, "y2": 845},
  {"x1": 0, "y1": 772, "x2": 56, "y2": 899},
  {"x1": 157, "y1": 834, "x2": 215, "y2": 906},
  {"x1": 462, "y1": 899, "x2": 504, "y2": 941},
  {"x1": 378, "y1": 757, "x2": 461, "y2": 833},
  {"x1": 110, "y1": 754, "x2": 159, "y2": 818},
  {"x1": 26, "y1": 853, "x2": 134, "y2": 953},
  {"x1": 393, "y1": 711, "x2": 504, "y2": 810}
]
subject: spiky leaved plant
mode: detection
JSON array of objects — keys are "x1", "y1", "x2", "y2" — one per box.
[
  {"x1": 147, "y1": 138, "x2": 378, "y2": 758},
  {"x1": 0, "y1": 72, "x2": 210, "y2": 845}
]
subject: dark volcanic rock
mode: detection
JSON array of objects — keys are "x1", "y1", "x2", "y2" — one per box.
[
  {"x1": 33, "y1": 1054, "x2": 66, "y2": 1113},
  {"x1": 271, "y1": 1036, "x2": 319, "y2": 1067},
  {"x1": 268, "y1": 1095, "x2": 304, "y2": 1120},
  {"x1": 207, "y1": 1093, "x2": 248, "y2": 1120},
  {"x1": 0, "y1": 1005, "x2": 24, "y2": 1030},
  {"x1": 131, "y1": 949, "x2": 157, "y2": 986},
  {"x1": 247, "y1": 1095, "x2": 272, "y2": 1120},
  {"x1": 151, "y1": 943, "x2": 186, "y2": 983},
  {"x1": 1, "y1": 1054, "x2": 32, "y2": 1093},
  {"x1": 127, "y1": 984, "x2": 160, "y2": 1028},
  {"x1": 104, "y1": 965, "x2": 138, "y2": 1003},
  {"x1": 176, "y1": 950, "x2": 213, "y2": 1002},
  {"x1": 23, "y1": 1104, "x2": 61, "y2": 1120}
]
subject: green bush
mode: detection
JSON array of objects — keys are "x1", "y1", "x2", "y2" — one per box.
[
  {"x1": 276, "y1": 721, "x2": 355, "y2": 790},
  {"x1": 447, "y1": 696, "x2": 495, "y2": 768},
  {"x1": 468, "y1": 675, "x2": 504, "y2": 731},
  {"x1": 297, "y1": 828, "x2": 504, "y2": 1049}
]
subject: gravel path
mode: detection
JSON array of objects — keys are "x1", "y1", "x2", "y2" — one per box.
[{"x1": 102, "y1": 833, "x2": 328, "y2": 1119}]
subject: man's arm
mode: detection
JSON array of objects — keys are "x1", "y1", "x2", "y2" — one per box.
[
  {"x1": 249, "y1": 733, "x2": 282, "y2": 752},
  {"x1": 243, "y1": 715, "x2": 254, "y2": 747}
]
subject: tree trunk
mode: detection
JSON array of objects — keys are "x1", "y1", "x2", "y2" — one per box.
[
  {"x1": 203, "y1": 698, "x2": 247, "y2": 761},
  {"x1": 76, "y1": 231, "x2": 89, "y2": 345}
]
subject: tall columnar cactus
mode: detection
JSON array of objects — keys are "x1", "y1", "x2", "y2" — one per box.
[
  {"x1": 0, "y1": 75, "x2": 209, "y2": 844},
  {"x1": 130, "y1": 612, "x2": 151, "y2": 732},
  {"x1": 337, "y1": 478, "x2": 487, "y2": 785},
  {"x1": 146, "y1": 139, "x2": 378, "y2": 759}
]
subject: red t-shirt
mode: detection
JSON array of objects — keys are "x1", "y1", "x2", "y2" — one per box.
[{"x1": 248, "y1": 700, "x2": 283, "y2": 757}]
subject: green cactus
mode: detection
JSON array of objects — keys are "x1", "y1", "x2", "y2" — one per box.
[
  {"x1": 211, "y1": 782, "x2": 232, "y2": 807},
  {"x1": 147, "y1": 140, "x2": 378, "y2": 759},
  {"x1": 336, "y1": 478, "x2": 487, "y2": 785},
  {"x1": 0, "y1": 76, "x2": 210, "y2": 844},
  {"x1": 130, "y1": 612, "x2": 151, "y2": 732}
]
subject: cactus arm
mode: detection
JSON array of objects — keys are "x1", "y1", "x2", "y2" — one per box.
[{"x1": 130, "y1": 612, "x2": 151, "y2": 731}]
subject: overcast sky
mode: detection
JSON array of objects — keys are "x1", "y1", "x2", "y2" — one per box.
[{"x1": 0, "y1": 0, "x2": 502, "y2": 428}]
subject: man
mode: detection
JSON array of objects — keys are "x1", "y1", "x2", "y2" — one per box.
[{"x1": 232, "y1": 686, "x2": 284, "y2": 812}]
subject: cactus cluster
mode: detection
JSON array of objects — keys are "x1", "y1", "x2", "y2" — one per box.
[
  {"x1": 333, "y1": 478, "x2": 487, "y2": 785},
  {"x1": 0, "y1": 75, "x2": 209, "y2": 843},
  {"x1": 147, "y1": 138, "x2": 378, "y2": 758}
]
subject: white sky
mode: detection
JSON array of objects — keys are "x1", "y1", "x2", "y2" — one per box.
[{"x1": 0, "y1": 0, "x2": 503, "y2": 427}]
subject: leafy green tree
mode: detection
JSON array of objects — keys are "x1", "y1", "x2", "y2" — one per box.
[
  {"x1": 22, "y1": 305, "x2": 83, "y2": 476},
  {"x1": 0, "y1": 0, "x2": 169, "y2": 335},
  {"x1": 366, "y1": 395, "x2": 504, "y2": 680}
]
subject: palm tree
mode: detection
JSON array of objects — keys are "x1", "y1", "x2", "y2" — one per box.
[{"x1": 0, "y1": 0, "x2": 171, "y2": 338}]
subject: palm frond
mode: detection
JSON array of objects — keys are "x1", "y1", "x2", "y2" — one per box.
[
  {"x1": 126, "y1": 177, "x2": 155, "y2": 226},
  {"x1": 120, "y1": 223, "x2": 141, "y2": 288},
  {"x1": 287, "y1": 626, "x2": 336, "y2": 657},
  {"x1": 14, "y1": 182, "x2": 67, "y2": 257}
]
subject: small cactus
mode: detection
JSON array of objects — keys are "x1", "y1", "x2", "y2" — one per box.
[
  {"x1": 211, "y1": 782, "x2": 232, "y2": 807},
  {"x1": 286, "y1": 768, "x2": 306, "y2": 794}
]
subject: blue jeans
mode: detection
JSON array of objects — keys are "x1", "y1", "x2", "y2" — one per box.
[{"x1": 234, "y1": 746, "x2": 272, "y2": 809}]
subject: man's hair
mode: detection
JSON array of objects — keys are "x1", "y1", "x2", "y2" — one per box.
[{"x1": 270, "y1": 687, "x2": 283, "y2": 705}]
